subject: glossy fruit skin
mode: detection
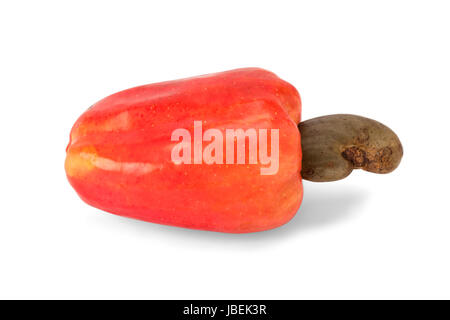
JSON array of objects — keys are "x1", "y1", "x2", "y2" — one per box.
[{"x1": 65, "y1": 68, "x2": 302, "y2": 233}]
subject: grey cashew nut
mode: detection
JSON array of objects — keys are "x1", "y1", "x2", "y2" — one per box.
[{"x1": 299, "y1": 114, "x2": 403, "y2": 182}]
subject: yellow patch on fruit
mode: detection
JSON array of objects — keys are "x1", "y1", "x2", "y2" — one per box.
[
  {"x1": 65, "y1": 150, "x2": 95, "y2": 177},
  {"x1": 65, "y1": 146, "x2": 160, "y2": 178}
]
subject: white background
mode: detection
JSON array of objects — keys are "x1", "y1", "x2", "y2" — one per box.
[{"x1": 1, "y1": 1, "x2": 449, "y2": 299}]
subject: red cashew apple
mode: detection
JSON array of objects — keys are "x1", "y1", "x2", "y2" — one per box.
[{"x1": 65, "y1": 68, "x2": 402, "y2": 233}]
